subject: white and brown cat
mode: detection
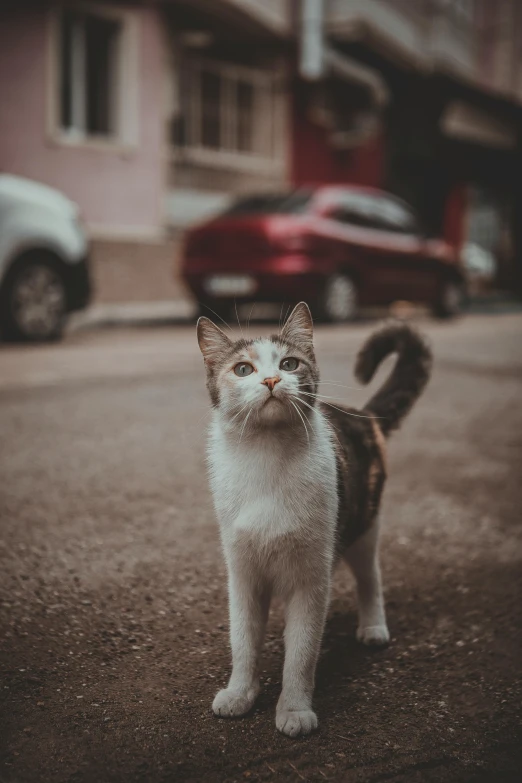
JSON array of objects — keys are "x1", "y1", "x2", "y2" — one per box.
[{"x1": 197, "y1": 303, "x2": 431, "y2": 737}]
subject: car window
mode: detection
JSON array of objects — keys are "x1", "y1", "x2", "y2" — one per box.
[
  {"x1": 327, "y1": 192, "x2": 382, "y2": 229},
  {"x1": 222, "y1": 190, "x2": 313, "y2": 217},
  {"x1": 327, "y1": 191, "x2": 418, "y2": 235},
  {"x1": 376, "y1": 198, "x2": 419, "y2": 234}
]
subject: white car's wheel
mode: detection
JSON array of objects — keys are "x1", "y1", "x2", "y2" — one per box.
[
  {"x1": 321, "y1": 274, "x2": 359, "y2": 322},
  {"x1": 3, "y1": 259, "x2": 66, "y2": 341}
]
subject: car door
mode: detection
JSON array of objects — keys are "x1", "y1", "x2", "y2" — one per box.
[
  {"x1": 315, "y1": 190, "x2": 391, "y2": 304},
  {"x1": 370, "y1": 196, "x2": 436, "y2": 302}
]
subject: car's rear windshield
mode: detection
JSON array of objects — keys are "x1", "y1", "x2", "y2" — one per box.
[{"x1": 221, "y1": 190, "x2": 313, "y2": 217}]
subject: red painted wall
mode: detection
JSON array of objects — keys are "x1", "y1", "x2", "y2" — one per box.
[
  {"x1": 443, "y1": 183, "x2": 468, "y2": 252},
  {"x1": 290, "y1": 83, "x2": 384, "y2": 188}
]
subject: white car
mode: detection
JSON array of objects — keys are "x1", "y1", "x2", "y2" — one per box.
[{"x1": 0, "y1": 175, "x2": 91, "y2": 341}]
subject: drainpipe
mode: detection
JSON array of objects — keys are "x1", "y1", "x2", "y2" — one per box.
[{"x1": 300, "y1": 0, "x2": 324, "y2": 81}]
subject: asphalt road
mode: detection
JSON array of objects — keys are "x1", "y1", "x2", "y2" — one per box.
[{"x1": 1, "y1": 314, "x2": 521, "y2": 783}]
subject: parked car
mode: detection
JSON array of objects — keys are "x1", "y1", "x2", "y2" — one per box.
[
  {"x1": 181, "y1": 186, "x2": 466, "y2": 322},
  {"x1": 0, "y1": 175, "x2": 91, "y2": 341}
]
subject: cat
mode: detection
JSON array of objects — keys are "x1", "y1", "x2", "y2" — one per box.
[{"x1": 196, "y1": 302, "x2": 431, "y2": 737}]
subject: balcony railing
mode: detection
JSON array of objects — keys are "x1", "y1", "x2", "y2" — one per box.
[
  {"x1": 326, "y1": 0, "x2": 430, "y2": 69},
  {"x1": 220, "y1": 0, "x2": 293, "y2": 36}
]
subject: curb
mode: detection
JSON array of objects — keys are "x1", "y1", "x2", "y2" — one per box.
[{"x1": 68, "y1": 300, "x2": 196, "y2": 332}]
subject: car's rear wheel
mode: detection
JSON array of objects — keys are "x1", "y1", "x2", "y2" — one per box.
[
  {"x1": 1, "y1": 257, "x2": 66, "y2": 342},
  {"x1": 320, "y1": 274, "x2": 359, "y2": 323},
  {"x1": 433, "y1": 279, "x2": 466, "y2": 319}
]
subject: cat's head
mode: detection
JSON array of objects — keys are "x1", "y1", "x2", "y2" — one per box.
[{"x1": 197, "y1": 302, "x2": 319, "y2": 430}]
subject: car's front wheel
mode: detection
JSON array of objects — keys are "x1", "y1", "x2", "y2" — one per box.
[
  {"x1": 433, "y1": 279, "x2": 466, "y2": 319},
  {"x1": 1, "y1": 256, "x2": 67, "y2": 342},
  {"x1": 320, "y1": 274, "x2": 359, "y2": 323}
]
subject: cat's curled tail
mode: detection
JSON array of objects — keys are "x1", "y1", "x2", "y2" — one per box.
[{"x1": 355, "y1": 322, "x2": 432, "y2": 437}]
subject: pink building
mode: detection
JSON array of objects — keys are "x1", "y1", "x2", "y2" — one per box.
[
  {"x1": 0, "y1": 1, "x2": 296, "y2": 303},
  {"x1": 0, "y1": 1, "x2": 166, "y2": 240},
  {"x1": 0, "y1": 1, "x2": 173, "y2": 303}
]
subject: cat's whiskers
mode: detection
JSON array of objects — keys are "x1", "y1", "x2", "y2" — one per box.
[
  {"x1": 197, "y1": 301, "x2": 233, "y2": 333},
  {"x1": 228, "y1": 401, "x2": 252, "y2": 423},
  {"x1": 192, "y1": 406, "x2": 212, "y2": 429},
  {"x1": 278, "y1": 302, "x2": 285, "y2": 331},
  {"x1": 234, "y1": 299, "x2": 246, "y2": 341},
  {"x1": 301, "y1": 391, "x2": 356, "y2": 402},
  {"x1": 289, "y1": 394, "x2": 316, "y2": 433},
  {"x1": 291, "y1": 400, "x2": 316, "y2": 456},
  {"x1": 318, "y1": 380, "x2": 362, "y2": 391},
  {"x1": 292, "y1": 393, "x2": 345, "y2": 453},
  {"x1": 289, "y1": 399, "x2": 311, "y2": 450},
  {"x1": 279, "y1": 303, "x2": 292, "y2": 339},
  {"x1": 290, "y1": 393, "x2": 317, "y2": 421},
  {"x1": 237, "y1": 407, "x2": 253, "y2": 447},
  {"x1": 297, "y1": 403, "x2": 315, "y2": 436},
  {"x1": 246, "y1": 303, "x2": 256, "y2": 333},
  {"x1": 297, "y1": 390, "x2": 384, "y2": 420}
]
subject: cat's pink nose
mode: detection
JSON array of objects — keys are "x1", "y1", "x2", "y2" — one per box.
[{"x1": 262, "y1": 376, "x2": 280, "y2": 392}]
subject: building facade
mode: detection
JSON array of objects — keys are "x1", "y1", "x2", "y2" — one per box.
[
  {"x1": 0, "y1": 0, "x2": 521, "y2": 304},
  {"x1": 322, "y1": 0, "x2": 522, "y2": 288}
]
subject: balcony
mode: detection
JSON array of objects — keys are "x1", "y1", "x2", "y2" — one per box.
[
  {"x1": 426, "y1": 1, "x2": 476, "y2": 83},
  {"x1": 325, "y1": 0, "x2": 480, "y2": 85},
  {"x1": 206, "y1": 0, "x2": 293, "y2": 37},
  {"x1": 325, "y1": 0, "x2": 430, "y2": 70}
]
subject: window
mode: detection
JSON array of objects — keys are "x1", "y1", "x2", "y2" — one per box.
[
  {"x1": 54, "y1": 5, "x2": 136, "y2": 143},
  {"x1": 179, "y1": 59, "x2": 278, "y2": 165}
]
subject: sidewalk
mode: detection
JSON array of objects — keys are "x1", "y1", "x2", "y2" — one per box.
[
  {"x1": 68, "y1": 298, "x2": 196, "y2": 332},
  {"x1": 68, "y1": 293, "x2": 522, "y2": 334}
]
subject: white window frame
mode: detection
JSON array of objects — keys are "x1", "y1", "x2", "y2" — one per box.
[
  {"x1": 176, "y1": 58, "x2": 283, "y2": 173},
  {"x1": 47, "y1": 2, "x2": 139, "y2": 151}
]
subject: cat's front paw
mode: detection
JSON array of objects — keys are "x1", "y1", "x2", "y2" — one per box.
[
  {"x1": 276, "y1": 709, "x2": 318, "y2": 738},
  {"x1": 357, "y1": 624, "x2": 390, "y2": 646},
  {"x1": 212, "y1": 686, "x2": 258, "y2": 718}
]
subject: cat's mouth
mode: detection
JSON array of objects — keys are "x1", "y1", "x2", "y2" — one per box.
[{"x1": 262, "y1": 392, "x2": 284, "y2": 407}]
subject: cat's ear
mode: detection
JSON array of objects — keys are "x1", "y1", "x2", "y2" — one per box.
[
  {"x1": 197, "y1": 317, "x2": 233, "y2": 366},
  {"x1": 282, "y1": 302, "x2": 314, "y2": 350}
]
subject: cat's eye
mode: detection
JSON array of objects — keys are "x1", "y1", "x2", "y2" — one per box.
[
  {"x1": 234, "y1": 362, "x2": 254, "y2": 377},
  {"x1": 280, "y1": 357, "x2": 299, "y2": 372}
]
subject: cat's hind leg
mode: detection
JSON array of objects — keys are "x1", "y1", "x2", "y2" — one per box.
[{"x1": 344, "y1": 520, "x2": 390, "y2": 646}]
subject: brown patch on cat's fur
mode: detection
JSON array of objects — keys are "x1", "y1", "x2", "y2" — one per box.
[
  {"x1": 327, "y1": 407, "x2": 387, "y2": 551},
  {"x1": 327, "y1": 322, "x2": 430, "y2": 550}
]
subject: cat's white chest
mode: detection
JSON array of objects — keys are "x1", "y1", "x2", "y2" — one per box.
[{"x1": 207, "y1": 414, "x2": 338, "y2": 540}]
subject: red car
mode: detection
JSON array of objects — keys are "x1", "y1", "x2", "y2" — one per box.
[{"x1": 181, "y1": 186, "x2": 465, "y2": 322}]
